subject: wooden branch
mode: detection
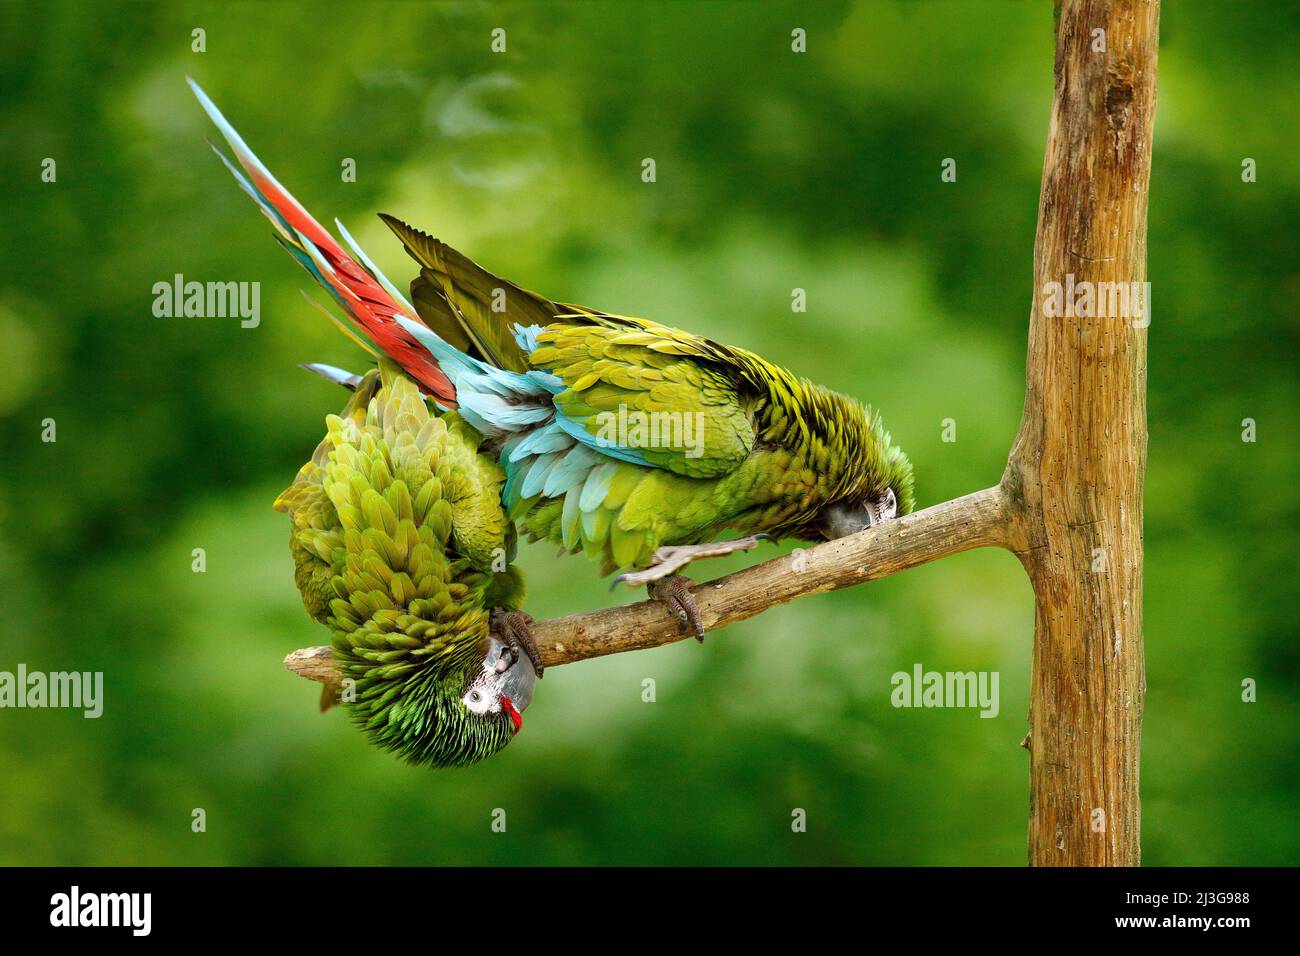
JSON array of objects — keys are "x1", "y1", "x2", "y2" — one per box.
[
  {"x1": 1005, "y1": 0, "x2": 1158, "y2": 866},
  {"x1": 285, "y1": 485, "x2": 1010, "y2": 681}
]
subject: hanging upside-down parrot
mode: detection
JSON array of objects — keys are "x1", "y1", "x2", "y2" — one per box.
[
  {"x1": 276, "y1": 359, "x2": 538, "y2": 767},
  {"x1": 191, "y1": 79, "x2": 915, "y2": 648}
]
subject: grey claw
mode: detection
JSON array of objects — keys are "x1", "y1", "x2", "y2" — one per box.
[
  {"x1": 649, "y1": 575, "x2": 706, "y2": 642},
  {"x1": 491, "y1": 609, "x2": 544, "y2": 678}
]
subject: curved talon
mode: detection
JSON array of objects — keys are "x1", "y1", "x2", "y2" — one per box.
[
  {"x1": 650, "y1": 575, "x2": 705, "y2": 642},
  {"x1": 490, "y1": 609, "x2": 543, "y2": 678}
]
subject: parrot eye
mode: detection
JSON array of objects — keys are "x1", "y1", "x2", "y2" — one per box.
[
  {"x1": 877, "y1": 487, "x2": 899, "y2": 521},
  {"x1": 862, "y1": 487, "x2": 899, "y2": 525},
  {"x1": 462, "y1": 684, "x2": 499, "y2": 716}
]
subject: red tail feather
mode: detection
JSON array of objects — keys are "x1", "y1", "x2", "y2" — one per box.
[
  {"x1": 191, "y1": 79, "x2": 456, "y2": 406},
  {"x1": 252, "y1": 168, "x2": 456, "y2": 406}
]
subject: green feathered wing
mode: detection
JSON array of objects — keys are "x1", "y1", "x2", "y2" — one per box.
[
  {"x1": 380, "y1": 215, "x2": 915, "y2": 575},
  {"x1": 274, "y1": 361, "x2": 526, "y2": 767}
]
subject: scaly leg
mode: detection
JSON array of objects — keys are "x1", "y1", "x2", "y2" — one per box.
[
  {"x1": 614, "y1": 534, "x2": 772, "y2": 589},
  {"x1": 490, "y1": 609, "x2": 544, "y2": 679},
  {"x1": 613, "y1": 534, "x2": 773, "y2": 642},
  {"x1": 650, "y1": 574, "x2": 706, "y2": 641}
]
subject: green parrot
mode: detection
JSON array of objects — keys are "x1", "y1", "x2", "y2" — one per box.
[
  {"x1": 192, "y1": 80, "x2": 915, "y2": 642},
  {"x1": 275, "y1": 360, "x2": 538, "y2": 768}
]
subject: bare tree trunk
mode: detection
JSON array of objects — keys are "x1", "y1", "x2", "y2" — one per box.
[{"x1": 1004, "y1": 0, "x2": 1158, "y2": 866}]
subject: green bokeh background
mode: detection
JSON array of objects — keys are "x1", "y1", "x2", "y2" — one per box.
[{"x1": 1, "y1": 0, "x2": 1295, "y2": 865}]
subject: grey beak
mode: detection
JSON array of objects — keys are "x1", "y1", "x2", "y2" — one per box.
[
  {"x1": 822, "y1": 504, "x2": 874, "y2": 540},
  {"x1": 487, "y1": 638, "x2": 537, "y2": 712}
]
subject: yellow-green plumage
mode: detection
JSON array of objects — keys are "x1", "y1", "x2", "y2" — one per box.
[
  {"x1": 191, "y1": 84, "x2": 914, "y2": 600},
  {"x1": 496, "y1": 318, "x2": 915, "y2": 573},
  {"x1": 379, "y1": 217, "x2": 916, "y2": 578},
  {"x1": 275, "y1": 361, "x2": 526, "y2": 767}
]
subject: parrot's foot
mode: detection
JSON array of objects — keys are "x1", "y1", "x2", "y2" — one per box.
[
  {"x1": 490, "y1": 609, "x2": 543, "y2": 679},
  {"x1": 649, "y1": 575, "x2": 706, "y2": 642},
  {"x1": 612, "y1": 535, "x2": 774, "y2": 641},
  {"x1": 612, "y1": 534, "x2": 773, "y2": 590}
]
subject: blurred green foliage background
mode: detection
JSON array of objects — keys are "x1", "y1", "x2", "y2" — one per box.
[{"x1": 0, "y1": 0, "x2": 1296, "y2": 865}]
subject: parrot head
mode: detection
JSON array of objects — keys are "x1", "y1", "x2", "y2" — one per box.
[
  {"x1": 345, "y1": 634, "x2": 538, "y2": 770},
  {"x1": 819, "y1": 487, "x2": 900, "y2": 539},
  {"x1": 461, "y1": 637, "x2": 538, "y2": 735},
  {"x1": 815, "y1": 416, "x2": 916, "y2": 541}
]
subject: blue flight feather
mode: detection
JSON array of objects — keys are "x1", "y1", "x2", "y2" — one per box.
[
  {"x1": 579, "y1": 462, "x2": 620, "y2": 512},
  {"x1": 542, "y1": 445, "x2": 600, "y2": 499},
  {"x1": 510, "y1": 423, "x2": 575, "y2": 462},
  {"x1": 554, "y1": 413, "x2": 651, "y2": 467},
  {"x1": 521, "y1": 452, "x2": 561, "y2": 500}
]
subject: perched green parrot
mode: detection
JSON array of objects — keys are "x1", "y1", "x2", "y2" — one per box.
[
  {"x1": 275, "y1": 360, "x2": 537, "y2": 768},
  {"x1": 192, "y1": 80, "x2": 915, "y2": 643}
]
